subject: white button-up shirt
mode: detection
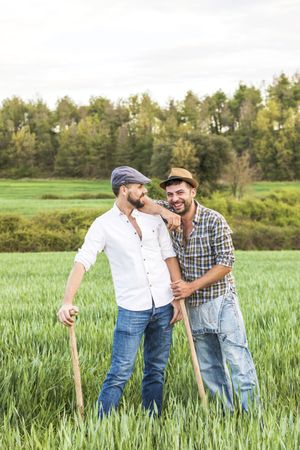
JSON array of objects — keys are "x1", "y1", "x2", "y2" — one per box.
[{"x1": 75, "y1": 204, "x2": 176, "y2": 311}]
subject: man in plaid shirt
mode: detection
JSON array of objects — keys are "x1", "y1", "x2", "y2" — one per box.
[{"x1": 143, "y1": 168, "x2": 259, "y2": 412}]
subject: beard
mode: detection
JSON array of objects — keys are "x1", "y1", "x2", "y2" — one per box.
[
  {"x1": 127, "y1": 192, "x2": 145, "y2": 209},
  {"x1": 170, "y1": 198, "x2": 193, "y2": 216}
]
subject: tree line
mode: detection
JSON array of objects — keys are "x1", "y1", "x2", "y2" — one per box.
[{"x1": 0, "y1": 73, "x2": 299, "y2": 191}]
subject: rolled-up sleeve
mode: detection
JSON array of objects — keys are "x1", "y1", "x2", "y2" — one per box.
[
  {"x1": 212, "y1": 216, "x2": 235, "y2": 267},
  {"x1": 157, "y1": 217, "x2": 176, "y2": 260},
  {"x1": 74, "y1": 218, "x2": 105, "y2": 271}
]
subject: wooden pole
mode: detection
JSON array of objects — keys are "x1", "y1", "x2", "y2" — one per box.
[
  {"x1": 69, "y1": 322, "x2": 84, "y2": 417},
  {"x1": 180, "y1": 299, "x2": 207, "y2": 406}
]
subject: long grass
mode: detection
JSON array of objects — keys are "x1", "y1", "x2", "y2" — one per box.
[{"x1": 0, "y1": 251, "x2": 299, "y2": 449}]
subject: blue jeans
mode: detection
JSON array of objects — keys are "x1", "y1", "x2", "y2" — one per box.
[
  {"x1": 186, "y1": 291, "x2": 259, "y2": 411},
  {"x1": 98, "y1": 303, "x2": 173, "y2": 418}
]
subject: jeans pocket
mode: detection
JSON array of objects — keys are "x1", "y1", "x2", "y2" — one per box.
[{"x1": 187, "y1": 297, "x2": 222, "y2": 334}]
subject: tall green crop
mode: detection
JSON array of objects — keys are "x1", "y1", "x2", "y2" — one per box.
[{"x1": 0, "y1": 251, "x2": 299, "y2": 449}]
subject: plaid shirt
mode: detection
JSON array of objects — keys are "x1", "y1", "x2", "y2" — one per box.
[{"x1": 158, "y1": 200, "x2": 236, "y2": 306}]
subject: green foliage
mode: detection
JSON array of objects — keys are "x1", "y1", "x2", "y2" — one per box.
[
  {"x1": 206, "y1": 189, "x2": 300, "y2": 227},
  {"x1": 1, "y1": 73, "x2": 300, "y2": 182},
  {"x1": 233, "y1": 222, "x2": 299, "y2": 250},
  {"x1": 0, "y1": 251, "x2": 299, "y2": 448},
  {"x1": 1, "y1": 188, "x2": 300, "y2": 251},
  {"x1": 0, "y1": 210, "x2": 101, "y2": 252},
  {"x1": 146, "y1": 178, "x2": 166, "y2": 200},
  {"x1": 190, "y1": 133, "x2": 232, "y2": 191},
  {"x1": 41, "y1": 192, "x2": 115, "y2": 200},
  {"x1": 150, "y1": 143, "x2": 172, "y2": 178}
]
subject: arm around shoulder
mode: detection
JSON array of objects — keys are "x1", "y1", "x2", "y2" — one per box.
[{"x1": 141, "y1": 196, "x2": 181, "y2": 230}]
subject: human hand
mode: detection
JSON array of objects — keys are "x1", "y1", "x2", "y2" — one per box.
[
  {"x1": 170, "y1": 300, "x2": 183, "y2": 324},
  {"x1": 171, "y1": 280, "x2": 195, "y2": 300},
  {"x1": 57, "y1": 304, "x2": 79, "y2": 327},
  {"x1": 160, "y1": 209, "x2": 181, "y2": 231}
]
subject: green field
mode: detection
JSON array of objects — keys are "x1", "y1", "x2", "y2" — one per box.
[
  {"x1": 1, "y1": 179, "x2": 300, "y2": 216},
  {"x1": 0, "y1": 251, "x2": 299, "y2": 449},
  {"x1": 0, "y1": 179, "x2": 113, "y2": 215},
  {"x1": 250, "y1": 181, "x2": 300, "y2": 196}
]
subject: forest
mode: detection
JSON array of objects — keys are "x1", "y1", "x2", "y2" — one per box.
[{"x1": 1, "y1": 73, "x2": 300, "y2": 194}]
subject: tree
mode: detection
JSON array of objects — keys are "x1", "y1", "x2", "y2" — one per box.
[
  {"x1": 268, "y1": 73, "x2": 300, "y2": 112},
  {"x1": 171, "y1": 138, "x2": 198, "y2": 173},
  {"x1": 228, "y1": 84, "x2": 262, "y2": 158},
  {"x1": 201, "y1": 91, "x2": 231, "y2": 135},
  {"x1": 1, "y1": 96, "x2": 28, "y2": 132},
  {"x1": 27, "y1": 99, "x2": 56, "y2": 175},
  {"x1": 150, "y1": 143, "x2": 172, "y2": 178},
  {"x1": 55, "y1": 96, "x2": 80, "y2": 127},
  {"x1": 254, "y1": 100, "x2": 299, "y2": 180},
  {"x1": 223, "y1": 151, "x2": 257, "y2": 198},
  {"x1": 10, "y1": 126, "x2": 36, "y2": 176},
  {"x1": 181, "y1": 91, "x2": 201, "y2": 129},
  {"x1": 190, "y1": 133, "x2": 232, "y2": 191},
  {"x1": 0, "y1": 111, "x2": 11, "y2": 173}
]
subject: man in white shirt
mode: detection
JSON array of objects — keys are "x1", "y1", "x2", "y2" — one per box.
[{"x1": 57, "y1": 166, "x2": 182, "y2": 418}]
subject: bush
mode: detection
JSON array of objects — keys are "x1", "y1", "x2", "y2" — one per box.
[
  {"x1": 146, "y1": 178, "x2": 166, "y2": 200},
  {"x1": 1, "y1": 189, "x2": 300, "y2": 251},
  {"x1": 0, "y1": 210, "x2": 101, "y2": 252},
  {"x1": 41, "y1": 192, "x2": 114, "y2": 200},
  {"x1": 204, "y1": 192, "x2": 300, "y2": 228},
  {"x1": 232, "y1": 221, "x2": 299, "y2": 250}
]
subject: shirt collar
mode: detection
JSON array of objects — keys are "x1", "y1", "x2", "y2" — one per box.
[
  {"x1": 113, "y1": 203, "x2": 139, "y2": 218},
  {"x1": 192, "y1": 201, "x2": 204, "y2": 225}
]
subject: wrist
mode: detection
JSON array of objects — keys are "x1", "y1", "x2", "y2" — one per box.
[
  {"x1": 189, "y1": 280, "x2": 198, "y2": 293},
  {"x1": 157, "y1": 204, "x2": 165, "y2": 216}
]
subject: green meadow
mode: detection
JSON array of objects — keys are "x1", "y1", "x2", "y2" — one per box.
[
  {"x1": 0, "y1": 179, "x2": 113, "y2": 216},
  {"x1": 1, "y1": 178, "x2": 300, "y2": 216},
  {"x1": 0, "y1": 251, "x2": 299, "y2": 449}
]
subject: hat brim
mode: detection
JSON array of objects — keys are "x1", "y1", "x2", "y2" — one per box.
[{"x1": 159, "y1": 176, "x2": 198, "y2": 190}]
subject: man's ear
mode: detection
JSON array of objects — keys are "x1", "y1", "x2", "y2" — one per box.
[
  {"x1": 120, "y1": 185, "x2": 127, "y2": 196},
  {"x1": 191, "y1": 188, "x2": 197, "y2": 198}
]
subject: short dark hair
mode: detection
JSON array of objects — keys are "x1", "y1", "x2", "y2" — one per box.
[
  {"x1": 165, "y1": 179, "x2": 194, "y2": 189},
  {"x1": 112, "y1": 183, "x2": 131, "y2": 197},
  {"x1": 112, "y1": 185, "x2": 121, "y2": 197}
]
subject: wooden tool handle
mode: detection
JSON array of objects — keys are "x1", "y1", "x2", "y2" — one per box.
[
  {"x1": 69, "y1": 324, "x2": 84, "y2": 417},
  {"x1": 180, "y1": 299, "x2": 207, "y2": 405}
]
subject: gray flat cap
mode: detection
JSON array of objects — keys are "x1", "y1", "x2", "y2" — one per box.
[{"x1": 111, "y1": 166, "x2": 151, "y2": 187}]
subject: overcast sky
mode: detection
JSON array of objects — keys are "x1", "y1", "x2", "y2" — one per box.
[{"x1": 1, "y1": 0, "x2": 299, "y2": 108}]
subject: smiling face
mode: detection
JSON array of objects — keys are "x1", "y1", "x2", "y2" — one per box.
[{"x1": 165, "y1": 180, "x2": 196, "y2": 216}]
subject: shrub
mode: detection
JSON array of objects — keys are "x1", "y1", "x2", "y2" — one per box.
[
  {"x1": 41, "y1": 192, "x2": 114, "y2": 200},
  {"x1": 1, "y1": 189, "x2": 300, "y2": 251},
  {"x1": 146, "y1": 178, "x2": 165, "y2": 200},
  {"x1": 232, "y1": 222, "x2": 299, "y2": 250}
]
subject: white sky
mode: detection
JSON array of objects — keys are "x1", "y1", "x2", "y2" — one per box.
[{"x1": 0, "y1": 0, "x2": 299, "y2": 108}]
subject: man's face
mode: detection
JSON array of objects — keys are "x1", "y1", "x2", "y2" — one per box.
[
  {"x1": 165, "y1": 181, "x2": 196, "y2": 215},
  {"x1": 126, "y1": 183, "x2": 148, "y2": 208}
]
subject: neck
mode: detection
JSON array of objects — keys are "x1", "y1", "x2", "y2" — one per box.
[
  {"x1": 116, "y1": 198, "x2": 134, "y2": 217},
  {"x1": 181, "y1": 201, "x2": 196, "y2": 223}
]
